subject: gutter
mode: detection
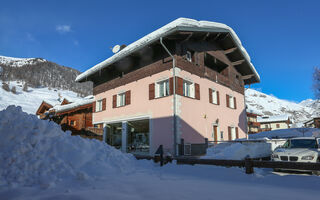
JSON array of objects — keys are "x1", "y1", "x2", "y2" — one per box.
[{"x1": 160, "y1": 37, "x2": 178, "y2": 156}]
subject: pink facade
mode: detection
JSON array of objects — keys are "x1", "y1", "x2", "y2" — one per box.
[{"x1": 93, "y1": 67, "x2": 246, "y2": 155}]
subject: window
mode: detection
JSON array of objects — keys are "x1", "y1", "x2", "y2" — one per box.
[
  {"x1": 276, "y1": 124, "x2": 280, "y2": 128},
  {"x1": 264, "y1": 124, "x2": 269, "y2": 128},
  {"x1": 117, "y1": 93, "x2": 126, "y2": 107},
  {"x1": 183, "y1": 80, "x2": 194, "y2": 98},
  {"x1": 186, "y1": 51, "x2": 193, "y2": 62},
  {"x1": 156, "y1": 79, "x2": 169, "y2": 98},
  {"x1": 227, "y1": 94, "x2": 236, "y2": 109},
  {"x1": 212, "y1": 89, "x2": 218, "y2": 104},
  {"x1": 220, "y1": 131, "x2": 224, "y2": 140},
  {"x1": 70, "y1": 120, "x2": 76, "y2": 126},
  {"x1": 96, "y1": 99, "x2": 103, "y2": 112}
]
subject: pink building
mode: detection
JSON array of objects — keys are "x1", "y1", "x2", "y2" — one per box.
[{"x1": 76, "y1": 18, "x2": 260, "y2": 156}]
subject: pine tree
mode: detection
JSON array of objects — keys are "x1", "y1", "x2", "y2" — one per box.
[
  {"x1": 11, "y1": 86, "x2": 17, "y2": 94},
  {"x1": 23, "y1": 83, "x2": 28, "y2": 92}
]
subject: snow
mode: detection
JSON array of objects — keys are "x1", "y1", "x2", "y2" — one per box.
[
  {"x1": 0, "y1": 55, "x2": 46, "y2": 67},
  {"x1": 0, "y1": 106, "x2": 139, "y2": 187},
  {"x1": 52, "y1": 97, "x2": 94, "y2": 113},
  {"x1": 0, "y1": 106, "x2": 320, "y2": 200},
  {"x1": 203, "y1": 142, "x2": 272, "y2": 160},
  {"x1": 249, "y1": 128, "x2": 320, "y2": 139},
  {"x1": 0, "y1": 81, "x2": 83, "y2": 114},
  {"x1": 245, "y1": 88, "x2": 316, "y2": 123},
  {"x1": 76, "y1": 18, "x2": 260, "y2": 83},
  {"x1": 257, "y1": 114, "x2": 290, "y2": 123}
]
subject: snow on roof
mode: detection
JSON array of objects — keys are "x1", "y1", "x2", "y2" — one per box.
[
  {"x1": 51, "y1": 97, "x2": 94, "y2": 113},
  {"x1": 257, "y1": 115, "x2": 290, "y2": 123},
  {"x1": 246, "y1": 108, "x2": 263, "y2": 116},
  {"x1": 76, "y1": 18, "x2": 260, "y2": 83}
]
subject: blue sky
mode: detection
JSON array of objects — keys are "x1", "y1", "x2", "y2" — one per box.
[{"x1": 0, "y1": 0, "x2": 319, "y2": 102}]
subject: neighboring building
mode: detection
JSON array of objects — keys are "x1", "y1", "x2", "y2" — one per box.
[
  {"x1": 36, "y1": 97, "x2": 101, "y2": 139},
  {"x1": 246, "y1": 109, "x2": 261, "y2": 134},
  {"x1": 36, "y1": 101, "x2": 53, "y2": 119},
  {"x1": 258, "y1": 115, "x2": 292, "y2": 132},
  {"x1": 75, "y1": 18, "x2": 260, "y2": 156},
  {"x1": 304, "y1": 117, "x2": 320, "y2": 128}
]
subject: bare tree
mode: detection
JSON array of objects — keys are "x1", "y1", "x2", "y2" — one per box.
[
  {"x1": 313, "y1": 67, "x2": 320, "y2": 99},
  {"x1": 23, "y1": 83, "x2": 28, "y2": 92},
  {"x1": 2, "y1": 82, "x2": 10, "y2": 92},
  {"x1": 11, "y1": 86, "x2": 17, "y2": 94}
]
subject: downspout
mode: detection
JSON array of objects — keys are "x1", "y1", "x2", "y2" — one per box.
[{"x1": 160, "y1": 37, "x2": 177, "y2": 156}]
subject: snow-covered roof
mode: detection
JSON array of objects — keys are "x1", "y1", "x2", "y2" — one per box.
[
  {"x1": 76, "y1": 18, "x2": 260, "y2": 83},
  {"x1": 246, "y1": 108, "x2": 263, "y2": 116},
  {"x1": 51, "y1": 97, "x2": 94, "y2": 113},
  {"x1": 257, "y1": 115, "x2": 290, "y2": 123}
]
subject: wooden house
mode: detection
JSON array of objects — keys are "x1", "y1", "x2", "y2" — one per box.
[{"x1": 246, "y1": 109, "x2": 261, "y2": 134}]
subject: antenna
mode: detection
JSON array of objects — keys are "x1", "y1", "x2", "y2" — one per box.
[{"x1": 112, "y1": 45, "x2": 121, "y2": 53}]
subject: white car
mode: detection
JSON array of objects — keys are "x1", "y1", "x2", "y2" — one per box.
[{"x1": 271, "y1": 137, "x2": 320, "y2": 174}]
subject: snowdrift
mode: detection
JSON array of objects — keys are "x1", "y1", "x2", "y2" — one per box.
[
  {"x1": 0, "y1": 106, "x2": 138, "y2": 187},
  {"x1": 203, "y1": 142, "x2": 272, "y2": 160}
]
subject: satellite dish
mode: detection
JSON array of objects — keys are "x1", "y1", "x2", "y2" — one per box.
[{"x1": 112, "y1": 45, "x2": 121, "y2": 53}]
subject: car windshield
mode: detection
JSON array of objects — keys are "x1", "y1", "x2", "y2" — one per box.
[{"x1": 282, "y1": 139, "x2": 317, "y2": 149}]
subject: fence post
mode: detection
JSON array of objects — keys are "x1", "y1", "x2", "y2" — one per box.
[
  {"x1": 245, "y1": 157, "x2": 254, "y2": 174},
  {"x1": 205, "y1": 138, "x2": 208, "y2": 148},
  {"x1": 155, "y1": 145, "x2": 164, "y2": 166},
  {"x1": 181, "y1": 138, "x2": 184, "y2": 156}
]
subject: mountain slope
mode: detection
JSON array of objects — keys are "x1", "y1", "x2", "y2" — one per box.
[
  {"x1": 245, "y1": 88, "x2": 317, "y2": 123},
  {"x1": 0, "y1": 81, "x2": 83, "y2": 114},
  {"x1": 0, "y1": 55, "x2": 92, "y2": 96}
]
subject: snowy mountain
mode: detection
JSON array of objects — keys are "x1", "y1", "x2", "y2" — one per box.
[
  {"x1": 0, "y1": 81, "x2": 83, "y2": 114},
  {"x1": 0, "y1": 55, "x2": 46, "y2": 67},
  {"x1": 0, "y1": 55, "x2": 92, "y2": 96},
  {"x1": 245, "y1": 88, "x2": 318, "y2": 123}
]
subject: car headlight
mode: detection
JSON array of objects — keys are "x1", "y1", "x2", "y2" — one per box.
[
  {"x1": 301, "y1": 155, "x2": 315, "y2": 160},
  {"x1": 271, "y1": 154, "x2": 279, "y2": 159}
]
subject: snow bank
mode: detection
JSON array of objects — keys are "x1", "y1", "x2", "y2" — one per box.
[
  {"x1": 203, "y1": 142, "x2": 272, "y2": 160},
  {"x1": 0, "y1": 106, "x2": 137, "y2": 187},
  {"x1": 249, "y1": 128, "x2": 320, "y2": 139}
]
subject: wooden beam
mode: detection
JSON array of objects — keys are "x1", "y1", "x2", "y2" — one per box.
[
  {"x1": 181, "y1": 33, "x2": 193, "y2": 42},
  {"x1": 224, "y1": 47, "x2": 237, "y2": 54},
  {"x1": 231, "y1": 59, "x2": 245, "y2": 66},
  {"x1": 202, "y1": 32, "x2": 210, "y2": 41},
  {"x1": 213, "y1": 33, "x2": 221, "y2": 41},
  {"x1": 242, "y1": 74, "x2": 255, "y2": 80}
]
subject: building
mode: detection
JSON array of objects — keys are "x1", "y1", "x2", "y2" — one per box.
[
  {"x1": 36, "y1": 101, "x2": 53, "y2": 119},
  {"x1": 258, "y1": 115, "x2": 292, "y2": 132},
  {"x1": 246, "y1": 109, "x2": 261, "y2": 134},
  {"x1": 304, "y1": 116, "x2": 320, "y2": 128},
  {"x1": 36, "y1": 97, "x2": 101, "y2": 139},
  {"x1": 76, "y1": 18, "x2": 260, "y2": 156}
]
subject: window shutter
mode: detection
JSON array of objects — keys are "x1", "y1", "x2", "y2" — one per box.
[
  {"x1": 195, "y1": 83, "x2": 200, "y2": 100},
  {"x1": 169, "y1": 77, "x2": 173, "y2": 95},
  {"x1": 226, "y1": 94, "x2": 230, "y2": 108},
  {"x1": 217, "y1": 91, "x2": 220, "y2": 105},
  {"x1": 92, "y1": 101, "x2": 96, "y2": 113},
  {"x1": 125, "y1": 90, "x2": 131, "y2": 105},
  {"x1": 234, "y1": 97, "x2": 237, "y2": 109},
  {"x1": 149, "y1": 83, "x2": 155, "y2": 100},
  {"x1": 209, "y1": 88, "x2": 213, "y2": 103},
  {"x1": 236, "y1": 127, "x2": 239, "y2": 139},
  {"x1": 112, "y1": 95, "x2": 117, "y2": 108},
  {"x1": 228, "y1": 127, "x2": 231, "y2": 141},
  {"x1": 102, "y1": 98, "x2": 106, "y2": 111},
  {"x1": 176, "y1": 77, "x2": 184, "y2": 96}
]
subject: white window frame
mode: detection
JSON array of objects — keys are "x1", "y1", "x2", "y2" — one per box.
[
  {"x1": 156, "y1": 79, "x2": 170, "y2": 98},
  {"x1": 183, "y1": 80, "x2": 194, "y2": 98},
  {"x1": 96, "y1": 99, "x2": 103, "y2": 112},
  {"x1": 117, "y1": 92, "x2": 126, "y2": 107},
  {"x1": 230, "y1": 126, "x2": 236, "y2": 140},
  {"x1": 186, "y1": 51, "x2": 192, "y2": 62},
  {"x1": 211, "y1": 88, "x2": 218, "y2": 104},
  {"x1": 228, "y1": 94, "x2": 235, "y2": 109}
]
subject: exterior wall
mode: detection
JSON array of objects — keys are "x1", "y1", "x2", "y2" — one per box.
[
  {"x1": 93, "y1": 66, "x2": 247, "y2": 154},
  {"x1": 94, "y1": 69, "x2": 174, "y2": 154},
  {"x1": 260, "y1": 121, "x2": 289, "y2": 131},
  {"x1": 176, "y1": 68, "x2": 247, "y2": 144}
]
